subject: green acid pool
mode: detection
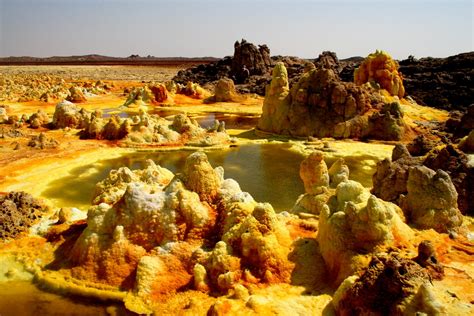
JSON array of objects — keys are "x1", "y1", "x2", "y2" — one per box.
[{"x1": 41, "y1": 143, "x2": 382, "y2": 212}]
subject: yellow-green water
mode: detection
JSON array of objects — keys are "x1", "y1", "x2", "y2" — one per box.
[
  {"x1": 0, "y1": 281, "x2": 131, "y2": 316},
  {"x1": 41, "y1": 143, "x2": 380, "y2": 212}
]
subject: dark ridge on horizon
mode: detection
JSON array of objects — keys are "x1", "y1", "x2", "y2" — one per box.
[
  {"x1": 1, "y1": 51, "x2": 472, "y2": 66},
  {"x1": 0, "y1": 54, "x2": 220, "y2": 66}
]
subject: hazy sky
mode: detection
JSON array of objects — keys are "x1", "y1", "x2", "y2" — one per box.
[{"x1": 0, "y1": 0, "x2": 472, "y2": 59}]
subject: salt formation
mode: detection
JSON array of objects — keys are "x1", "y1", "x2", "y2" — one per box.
[
  {"x1": 257, "y1": 62, "x2": 291, "y2": 133},
  {"x1": 52, "y1": 100, "x2": 90, "y2": 129},
  {"x1": 66, "y1": 86, "x2": 87, "y2": 103},
  {"x1": 257, "y1": 62, "x2": 407, "y2": 140},
  {"x1": 50, "y1": 102, "x2": 230, "y2": 146},
  {"x1": 63, "y1": 152, "x2": 294, "y2": 311},
  {"x1": 373, "y1": 143, "x2": 472, "y2": 218},
  {"x1": 354, "y1": 50, "x2": 405, "y2": 98},
  {"x1": 92, "y1": 159, "x2": 174, "y2": 205},
  {"x1": 291, "y1": 151, "x2": 333, "y2": 216},
  {"x1": 289, "y1": 151, "x2": 412, "y2": 284},
  {"x1": 299, "y1": 151, "x2": 330, "y2": 193},
  {"x1": 204, "y1": 77, "x2": 241, "y2": 103},
  {"x1": 400, "y1": 166, "x2": 463, "y2": 233},
  {"x1": 318, "y1": 180, "x2": 412, "y2": 285},
  {"x1": 123, "y1": 83, "x2": 170, "y2": 107}
]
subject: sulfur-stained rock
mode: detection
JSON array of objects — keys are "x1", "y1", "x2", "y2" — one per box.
[
  {"x1": 170, "y1": 113, "x2": 198, "y2": 134},
  {"x1": 328, "y1": 158, "x2": 350, "y2": 187},
  {"x1": 27, "y1": 132, "x2": 59, "y2": 149},
  {"x1": 333, "y1": 254, "x2": 438, "y2": 315},
  {"x1": 66, "y1": 86, "x2": 87, "y2": 103},
  {"x1": 400, "y1": 166, "x2": 463, "y2": 233},
  {"x1": 318, "y1": 179, "x2": 412, "y2": 285},
  {"x1": 0, "y1": 106, "x2": 8, "y2": 123},
  {"x1": 66, "y1": 151, "x2": 295, "y2": 304},
  {"x1": 354, "y1": 50, "x2": 405, "y2": 98},
  {"x1": 149, "y1": 83, "x2": 169, "y2": 103},
  {"x1": 40, "y1": 91, "x2": 55, "y2": 103},
  {"x1": 179, "y1": 82, "x2": 210, "y2": 99},
  {"x1": 194, "y1": 241, "x2": 242, "y2": 291},
  {"x1": 195, "y1": 202, "x2": 293, "y2": 292},
  {"x1": 28, "y1": 109, "x2": 49, "y2": 128},
  {"x1": 78, "y1": 110, "x2": 230, "y2": 147},
  {"x1": 123, "y1": 86, "x2": 155, "y2": 107},
  {"x1": 0, "y1": 192, "x2": 48, "y2": 239},
  {"x1": 291, "y1": 186, "x2": 331, "y2": 216},
  {"x1": 257, "y1": 62, "x2": 291, "y2": 132},
  {"x1": 182, "y1": 151, "x2": 222, "y2": 203}
]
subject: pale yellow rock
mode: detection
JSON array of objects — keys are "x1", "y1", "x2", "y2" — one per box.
[
  {"x1": 299, "y1": 151, "x2": 329, "y2": 194},
  {"x1": 319, "y1": 179, "x2": 413, "y2": 285},
  {"x1": 257, "y1": 62, "x2": 290, "y2": 132}
]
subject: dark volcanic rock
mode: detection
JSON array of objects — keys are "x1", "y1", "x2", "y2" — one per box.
[
  {"x1": 173, "y1": 40, "x2": 310, "y2": 96},
  {"x1": 445, "y1": 104, "x2": 474, "y2": 138},
  {"x1": 231, "y1": 39, "x2": 271, "y2": 81},
  {"x1": 335, "y1": 254, "x2": 432, "y2": 316},
  {"x1": 406, "y1": 135, "x2": 441, "y2": 157},
  {"x1": 398, "y1": 52, "x2": 474, "y2": 111}
]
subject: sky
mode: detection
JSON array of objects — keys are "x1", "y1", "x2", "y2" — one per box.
[{"x1": 0, "y1": 0, "x2": 472, "y2": 59}]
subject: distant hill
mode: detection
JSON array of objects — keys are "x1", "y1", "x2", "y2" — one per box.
[{"x1": 0, "y1": 54, "x2": 219, "y2": 66}]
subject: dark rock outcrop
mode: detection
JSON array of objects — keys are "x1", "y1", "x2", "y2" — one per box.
[
  {"x1": 173, "y1": 40, "x2": 310, "y2": 96},
  {"x1": 406, "y1": 135, "x2": 441, "y2": 156},
  {"x1": 445, "y1": 104, "x2": 474, "y2": 138},
  {"x1": 398, "y1": 52, "x2": 474, "y2": 111},
  {"x1": 231, "y1": 39, "x2": 271, "y2": 81},
  {"x1": 334, "y1": 254, "x2": 432, "y2": 316},
  {"x1": 0, "y1": 192, "x2": 47, "y2": 239}
]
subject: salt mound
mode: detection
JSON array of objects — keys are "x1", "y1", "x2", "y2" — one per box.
[{"x1": 257, "y1": 62, "x2": 407, "y2": 140}]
